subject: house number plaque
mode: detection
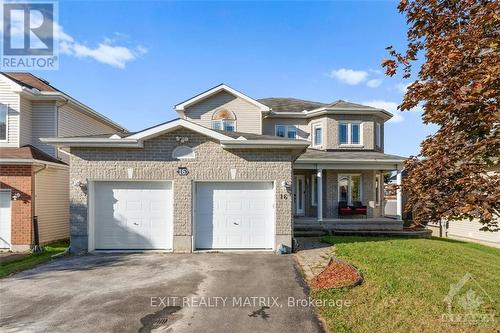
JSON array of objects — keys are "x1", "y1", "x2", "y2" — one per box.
[{"x1": 177, "y1": 167, "x2": 189, "y2": 176}]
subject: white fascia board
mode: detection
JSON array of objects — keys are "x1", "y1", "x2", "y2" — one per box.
[
  {"x1": 40, "y1": 137, "x2": 142, "y2": 148},
  {"x1": 267, "y1": 109, "x2": 393, "y2": 120},
  {"x1": 128, "y1": 119, "x2": 234, "y2": 141},
  {"x1": 175, "y1": 84, "x2": 271, "y2": 112},
  {"x1": 221, "y1": 140, "x2": 310, "y2": 149},
  {"x1": 0, "y1": 159, "x2": 68, "y2": 168},
  {"x1": 295, "y1": 162, "x2": 403, "y2": 170},
  {"x1": 296, "y1": 158, "x2": 405, "y2": 163}
]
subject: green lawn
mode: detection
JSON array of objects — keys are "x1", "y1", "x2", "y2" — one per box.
[
  {"x1": 315, "y1": 236, "x2": 499, "y2": 333},
  {"x1": 0, "y1": 241, "x2": 69, "y2": 278}
]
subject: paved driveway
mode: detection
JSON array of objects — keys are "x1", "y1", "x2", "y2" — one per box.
[{"x1": 0, "y1": 253, "x2": 323, "y2": 333}]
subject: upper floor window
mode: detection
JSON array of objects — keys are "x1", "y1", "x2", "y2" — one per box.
[
  {"x1": 339, "y1": 122, "x2": 361, "y2": 145},
  {"x1": 211, "y1": 109, "x2": 236, "y2": 132},
  {"x1": 275, "y1": 125, "x2": 297, "y2": 139},
  {"x1": 312, "y1": 123, "x2": 322, "y2": 147},
  {"x1": 375, "y1": 123, "x2": 381, "y2": 147},
  {"x1": 0, "y1": 104, "x2": 7, "y2": 141}
]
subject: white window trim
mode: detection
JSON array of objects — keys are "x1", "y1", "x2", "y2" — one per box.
[
  {"x1": 211, "y1": 119, "x2": 236, "y2": 132},
  {"x1": 275, "y1": 124, "x2": 298, "y2": 139},
  {"x1": 311, "y1": 174, "x2": 317, "y2": 206},
  {"x1": 0, "y1": 103, "x2": 8, "y2": 142},
  {"x1": 339, "y1": 121, "x2": 363, "y2": 147},
  {"x1": 375, "y1": 122, "x2": 381, "y2": 148},
  {"x1": 337, "y1": 174, "x2": 363, "y2": 205},
  {"x1": 375, "y1": 174, "x2": 381, "y2": 206},
  {"x1": 311, "y1": 123, "x2": 323, "y2": 148}
]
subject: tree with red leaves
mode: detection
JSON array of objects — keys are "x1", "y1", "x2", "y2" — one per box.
[{"x1": 383, "y1": 0, "x2": 499, "y2": 230}]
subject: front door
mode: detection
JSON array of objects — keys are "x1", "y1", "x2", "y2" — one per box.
[{"x1": 294, "y1": 175, "x2": 305, "y2": 215}]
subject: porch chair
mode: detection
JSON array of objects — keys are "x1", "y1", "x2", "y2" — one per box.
[
  {"x1": 338, "y1": 201, "x2": 353, "y2": 218},
  {"x1": 352, "y1": 201, "x2": 367, "y2": 218}
]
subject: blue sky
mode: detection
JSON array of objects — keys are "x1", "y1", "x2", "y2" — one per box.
[{"x1": 32, "y1": 0, "x2": 436, "y2": 156}]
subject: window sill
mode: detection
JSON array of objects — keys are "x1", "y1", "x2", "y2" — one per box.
[{"x1": 339, "y1": 144, "x2": 364, "y2": 148}]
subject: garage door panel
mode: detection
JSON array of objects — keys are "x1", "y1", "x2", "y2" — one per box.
[
  {"x1": 94, "y1": 181, "x2": 173, "y2": 250},
  {"x1": 195, "y1": 182, "x2": 274, "y2": 249}
]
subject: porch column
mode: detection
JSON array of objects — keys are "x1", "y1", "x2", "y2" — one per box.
[
  {"x1": 317, "y1": 168, "x2": 323, "y2": 222},
  {"x1": 396, "y1": 170, "x2": 402, "y2": 221}
]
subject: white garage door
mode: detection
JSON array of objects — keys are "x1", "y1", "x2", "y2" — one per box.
[
  {"x1": 0, "y1": 190, "x2": 11, "y2": 249},
  {"x1": 94, "y1": 181, "x2": 173, "y2": 250},
  {"x1": 195, "y1": 182, "x2": 274, "y2": 250}
]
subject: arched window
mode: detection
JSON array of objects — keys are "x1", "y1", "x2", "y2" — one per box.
[
  {"x1": 211, "y1": 109, "x2": 236, "y2": 132},
  {"x1": 172, "y1": 146, "x2": 195, "y2": 160}
]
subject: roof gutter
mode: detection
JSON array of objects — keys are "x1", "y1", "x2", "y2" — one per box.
[
  {"x1": 266, "y1": 109, "x2": 393, "y2": 120},
  {"x1": 0, "y1": 158, "x2": 68, "y2": 168},
  {"x1": 220, "y1": 140, "x2": 310, "y2": 149},
  {"x1": 295, "y1": 158, "x2": 406, "y2": 164},
  {"x1": 40, "y1": 137, "x2": 143, "y2": 148}
]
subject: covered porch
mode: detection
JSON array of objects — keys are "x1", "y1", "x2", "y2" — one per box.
[{"x1": 292, "y1": 149, "x2": 406, "y2": 230}]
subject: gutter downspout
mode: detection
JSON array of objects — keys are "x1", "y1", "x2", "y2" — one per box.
[{"x1": 32, "y1": 164, "x2": 48, "y2": 253}]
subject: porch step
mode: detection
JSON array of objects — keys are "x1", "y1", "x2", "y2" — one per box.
[
  {"x1": 294, "y1": 224, "x2": 325, "y2": 231},
  {"x1": 294, "y1": 230, "x2": 328, "y2": 237}
]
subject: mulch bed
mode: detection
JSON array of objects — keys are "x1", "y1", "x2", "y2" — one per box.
[{"x1": 311, "y1": 259, "x2": 363, "y2": 289}]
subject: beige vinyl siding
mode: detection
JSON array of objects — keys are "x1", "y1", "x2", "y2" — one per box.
[
  {"x1": 35, "y1": 167, "x2": 69, "y2": 244},
  {"x1": 58, "y1": 103, "x2": 117, "y2": 137},
  {"x1": 0, "y1": 78, "x2": 20, "y2": 147},
  {"x1": 32, "y1": 101, "x2": 57, "y2": 156},
  {"x1": 184, "y1": 91, "x2": 262, "y2": 134},
  {"x1": 447, "y1": 219, "x2": 500, "y2": 248},
  {"x1": 262, "y1": 118, "x2": 310, "y2": 140},
  {"x1": 19, "y1": 96, "x2": 32, "y2": 146}
]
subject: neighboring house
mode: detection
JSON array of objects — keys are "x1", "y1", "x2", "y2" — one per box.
[
  {"x1": 43, "y1": 83, "x2": 406, "y2": 253},
  {"x1": 0, "y1": 72, "x2": 126, "y2": 251},
  {"x1": 428, "y1": 167, "x2": 500, "y2": 248}
]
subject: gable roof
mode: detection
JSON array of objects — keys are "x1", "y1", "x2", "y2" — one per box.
[
  {"x1": 41, "y1": 118, "x2": 310, "y2": 150},
  {"x1": 1, "y1": 72, "x2": 60, "y2": 92},
  {"x1": 0, "y1": 72, "x2": 127, "y2": 132},
  {"x1": 175, "y1": 84, "x2": 271, "y2": 113}
]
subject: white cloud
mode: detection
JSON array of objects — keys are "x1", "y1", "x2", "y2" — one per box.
[
  {"x1": 0, "y1": 5, "x2": 146, "y2": 69},
  {"x1": 362, "y1": 100, "x2": 404, "y2": 123},
  {"x1": 366, "y1": 78, "x2": 383, "y2": 88},
  {"x1": 57, "y1": 25, "x2": 146, "y2": 68},
  {"x1": 328, "y1": 68, "x2": 368, "y2": 85},
  {"x1": 395, "y1": 82, "x2": 410, "y2": 93}
]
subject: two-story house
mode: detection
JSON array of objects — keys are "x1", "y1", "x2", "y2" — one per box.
[
  {"x1": 43, "y1": 84, "x2": 405, "y2": 254},
  {"x1": 0, "y1": 72, "x2": 126, "y2": 251}
]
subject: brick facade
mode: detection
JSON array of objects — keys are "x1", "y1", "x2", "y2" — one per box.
[
  {"x1": 69, "y1": 129, "x2": 298, "y2": 253},
  {"x1": 0, "y1": 165, "x2": 33, "y2": 249}
]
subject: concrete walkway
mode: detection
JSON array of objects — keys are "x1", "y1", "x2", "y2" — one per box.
[{"x1": 293, "y1": 238, "x2": 335, "y2": 281}]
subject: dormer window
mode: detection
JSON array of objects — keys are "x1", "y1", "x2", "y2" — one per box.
[
  {"x1": 275, "y1": 125, "x2": 297, "y2": 139},
  {"x1": 339, "y1": 122, "x2": 362, "y2": 145},
  {"x1": 211, "y1": 109, "x2": 236, "y2": 132}
]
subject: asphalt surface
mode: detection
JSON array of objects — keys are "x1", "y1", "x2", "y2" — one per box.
[{"x1": 0, "y1": 252, "x2": 324, "y2": 333}]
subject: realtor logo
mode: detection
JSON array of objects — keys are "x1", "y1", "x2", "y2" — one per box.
[
  {"x1": 442, "y1": 273, "x2": 495, "y2": 323},
  {"x1": 1, "y1": 1, "x2": 58, "y2": 70}
]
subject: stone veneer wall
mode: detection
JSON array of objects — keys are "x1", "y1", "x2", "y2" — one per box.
[{"x1": 69, "y1": 129, "x2": 296, "y2": 253}]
